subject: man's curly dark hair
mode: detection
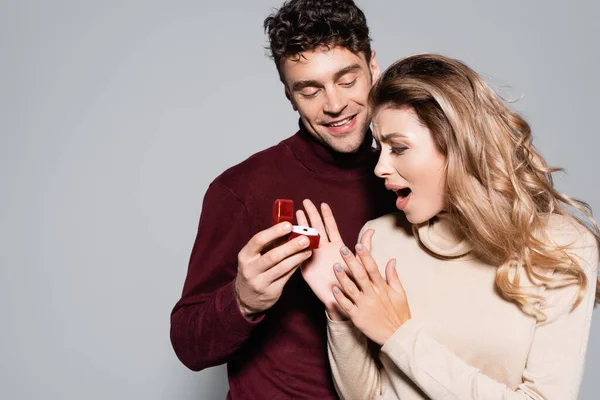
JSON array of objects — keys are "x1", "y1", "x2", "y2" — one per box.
[{"x1": 264, "y1": 0, "x2": 372, "y2": 75}]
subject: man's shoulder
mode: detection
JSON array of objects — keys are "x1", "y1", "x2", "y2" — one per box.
[{"x1": 212, "y1": 135, "x2": 294, "y2": 193}]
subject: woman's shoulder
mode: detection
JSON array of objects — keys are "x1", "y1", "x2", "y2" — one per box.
[
  {"x1": 542, "y1": 213, "x2": 597, "y2": 248},
  {"x1": 358, "y1": 212, "x2": 416, "y2": 252},
  {"x1": 360, "y1": 213, "x2": 419, "y2": 262},
  {"x1": 362, "y1": 212, "x2": 413, "y2": 236},
  {"x1": 541, "y1": 213, "x2": 599, "y2": 273}
]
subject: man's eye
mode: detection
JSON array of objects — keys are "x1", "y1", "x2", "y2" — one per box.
[
  {"x1": 300, "y1": 90, "x2": 319, "y2": 98},
  {"x1": 340, "y1": 79, "x2": 357, "y2": 87}
]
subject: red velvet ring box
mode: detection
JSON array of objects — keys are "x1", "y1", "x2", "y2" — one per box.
[{"x1": 272, "y1": 199, "x2": 320, "y2": 249}]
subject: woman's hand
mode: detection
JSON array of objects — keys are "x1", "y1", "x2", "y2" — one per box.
[
  {"x1": 296, "y1": 199, "x2": 349, "y2": 320},
  {"x1": 333, "y1": 237, "x2": 411, "y2": 346}
]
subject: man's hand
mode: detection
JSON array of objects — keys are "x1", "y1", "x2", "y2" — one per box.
[{"x1": 234, "y1": 221, "x2": 313, "y2": 320}]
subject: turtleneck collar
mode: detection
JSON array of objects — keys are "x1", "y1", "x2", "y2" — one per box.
[
  {"x1": 413, "y1": 212, "x2": 472, "y2": 259},
  {"x1": 283, "y1": 120, "x2": 378, "y2": 178}
]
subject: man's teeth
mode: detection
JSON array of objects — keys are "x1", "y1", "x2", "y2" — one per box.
[{"x1": 328, "y1": 116, "x2": 352, "y2": 127}]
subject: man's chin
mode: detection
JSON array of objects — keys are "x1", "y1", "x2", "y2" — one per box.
[
  {"x1": 307, "y1": 122, "x2": 368, "y2": 153},
  {"x1": 326, "y1": 135, "x2": 365, "y2": 154}
]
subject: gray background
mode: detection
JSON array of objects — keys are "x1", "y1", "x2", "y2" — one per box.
[{"x1": 1, "y1": 0, "x2": 598, "y2": 399}]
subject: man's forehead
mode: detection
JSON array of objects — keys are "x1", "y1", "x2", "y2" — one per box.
[
  {"x1": 281, "y1": 46, "x2": 367, "y2": 83},
  {"x1": 290, "y1": 45, "x2": 339, "y2": 62}
]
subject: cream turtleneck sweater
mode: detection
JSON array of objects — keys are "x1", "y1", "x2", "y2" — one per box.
[{"x1": 327, "y1": 212, "x2": 598, "y2": 400}]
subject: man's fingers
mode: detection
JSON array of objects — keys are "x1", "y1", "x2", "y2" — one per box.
[
  {"x1": 258, "y1": 235, "x2": 311, "y2": 272},
  {"x1": 266, "y1": 247, "x2": 313, "y2": 283},
  {"x1": 261, "y1": 237, "x2": 288, "y2": 255},
  {"x1": 321, "y1": 203, "x2": 343, "y2": 243},
  {"x1": 241, "y1": 222, "x2": 293, "y2": 258},
  {"x1": 302, "y1": 199, "x2": 328, "y2": 241}
]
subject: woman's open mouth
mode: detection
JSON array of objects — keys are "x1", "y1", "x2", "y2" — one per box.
[{"x1": 395, "y1": 187, "x2": 412, "y2": 210}]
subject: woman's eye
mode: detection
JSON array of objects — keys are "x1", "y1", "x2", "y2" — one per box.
[{"x1": 391, "y1": 147, "x2": 407, "y2": 155}]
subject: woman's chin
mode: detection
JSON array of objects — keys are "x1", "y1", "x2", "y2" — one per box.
[{"x1": 404, "y1": 211, "x2": 439, "y2": 225}]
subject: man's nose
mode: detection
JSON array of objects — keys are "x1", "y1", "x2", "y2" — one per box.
[{"x1": 322, "y1": 88, "x2": 347, "y2": 115}]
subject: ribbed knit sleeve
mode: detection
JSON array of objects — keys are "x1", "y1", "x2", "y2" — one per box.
[{"x1": 170, "y1": 180, "x2": 263, "y2": 371}]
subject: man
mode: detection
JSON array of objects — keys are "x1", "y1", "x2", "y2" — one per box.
[{"x1": 170, "y1": 1, "x2": 395, "y2": 398}]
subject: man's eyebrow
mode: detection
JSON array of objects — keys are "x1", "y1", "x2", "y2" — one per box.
[
  {"x1": 291, "y1": 64, "x2": 363, "y2": 92},
  {"x1": 333, "y1": 64, "x2": 362, "y2": 81},
  {"x1": 292, "y1": 80, "x2": 322, "y2": 91}
]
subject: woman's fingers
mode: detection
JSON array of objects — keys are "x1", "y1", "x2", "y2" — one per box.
[
  {"x1": 296, "y1": 209, "x2": 309, "y2": 227},
  {"x1": 302, "y1": 199, "x2": 328, "y2": 241},
  {"x1": 355, "y1": 242, "x2": 387, "y2": 289},
  {"x1": 385, "y1": 258, "x2": 405, "y2": 294},
  {"x1": 320, "y1": 203, "x2": 343, "y2": 243},
  {"x1": 333, "y1": 285, "x2": 357, "y2": 316},
  {"x1": 359, "y1": 228, "x2": 374, "y2": 252},
  {"x1": 333, "y1": 262, "x2": 363, "y2": 302},
  {"x1": 339, "y1": 247, "x2": 374, "y2": 296}
]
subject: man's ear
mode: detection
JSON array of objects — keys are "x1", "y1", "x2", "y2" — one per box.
[
  {"x1": 369, "y1": 50, "x2": 381, "y2": 84},
  {"x1": 285, "y1": 87, "x2": 298, "y2": 111}
]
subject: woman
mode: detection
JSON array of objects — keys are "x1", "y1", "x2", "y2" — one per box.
[{"x1": 298, "y1": 54, "x2": 599, "y2": 399}]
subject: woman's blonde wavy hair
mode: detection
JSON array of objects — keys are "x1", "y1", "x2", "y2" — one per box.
[{"x1": 369, "y1": 54, "x2": 600, "y2": 320}]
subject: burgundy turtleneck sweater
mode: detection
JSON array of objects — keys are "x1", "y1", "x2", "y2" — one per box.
[{"x1": 171, "y1": 123, "x2": 395, "y2": 399}]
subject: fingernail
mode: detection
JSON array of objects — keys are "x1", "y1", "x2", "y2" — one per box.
[
  {"x1": 356, "y1": 243, "x2": 363, "y2": 252},
  {"x1": 304, "y1": 250, "x2": 313, "y2": 257},
  {"x1": 392, "y1": 259, "x2": 396, "y2": 268},
  {"x1": 283, "y1": 223, "x2": 292, "y2": 231},
  {"x1": 299, "y1": 236, "x2": 309, "y2": 246},
  {"x1": 335, "y1": 263, "x2": 342, "y2": 272},
  {"x1": 333, "y1": 287, "x2": 340, "y2": 294},
  {"x1": 341, "y1": 247, "x2": 349, "y2": 256}
]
